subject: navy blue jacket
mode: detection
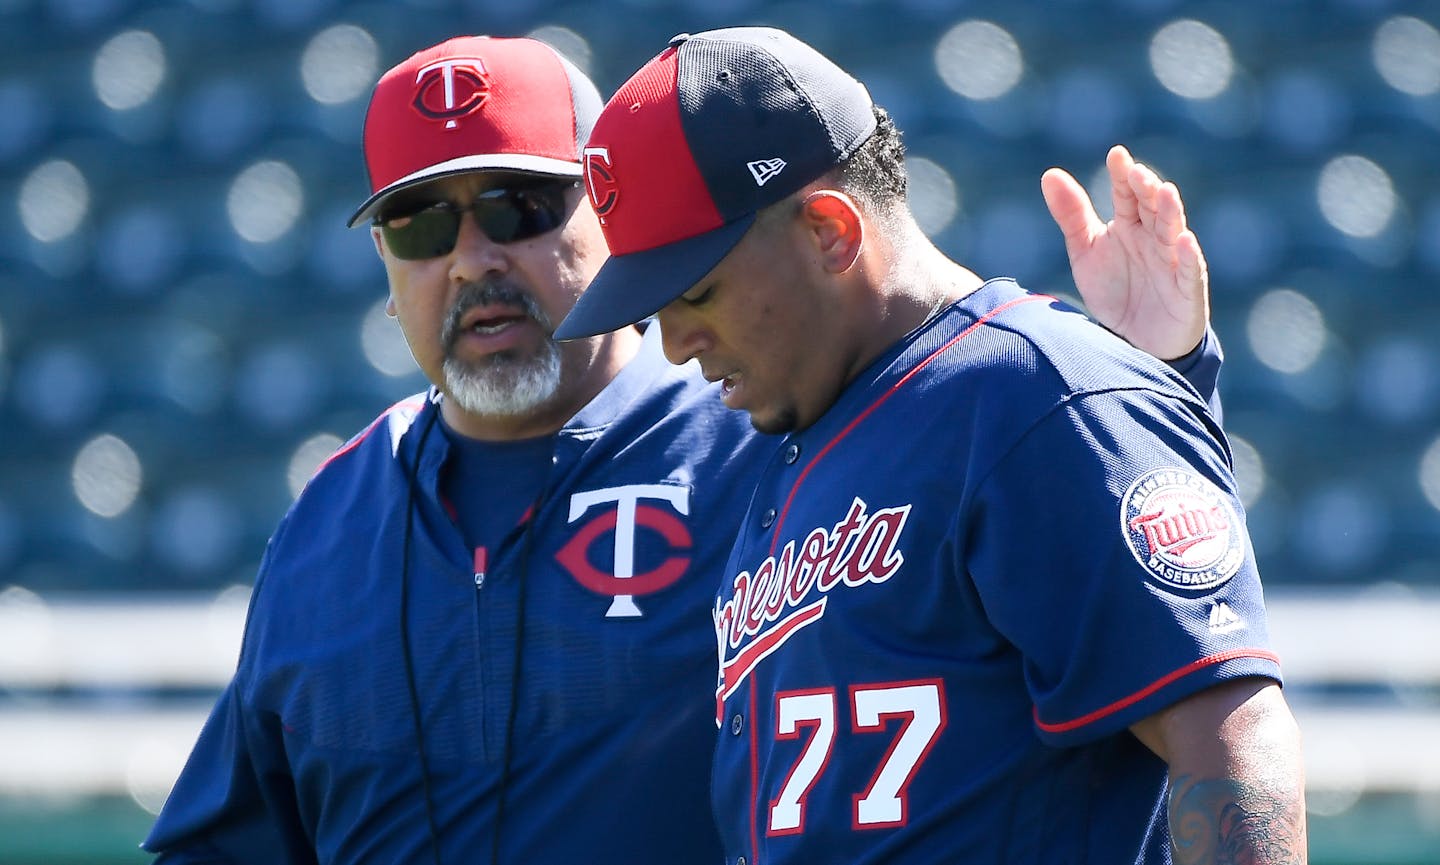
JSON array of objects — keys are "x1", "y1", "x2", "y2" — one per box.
[{"x1": 144, "y1": 329, "x2": 767, "y2": 864}]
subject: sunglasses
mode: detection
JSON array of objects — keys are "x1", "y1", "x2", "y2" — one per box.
[{"x1": 376, "y1": 181, "x2": 577, "y2": 260}]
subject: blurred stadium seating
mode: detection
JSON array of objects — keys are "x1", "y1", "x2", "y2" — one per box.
[{"x1": 2, "y1": 0, "x2": 1438, "y2": 862}]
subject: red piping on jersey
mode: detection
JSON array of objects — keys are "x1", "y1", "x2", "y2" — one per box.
[
  {"x1": 766, "y1": 294, "x2": 1048, "y2": 556},
  {"x1": 317, "y1": 396, "x2": 427, "y2": 475},
  {"x1": 748, "y1": 292, "x2": 1047, "y2": 858},
  {"x1": 1033, "y1": 648, "x2": 1282, "y2": 734},
  {"x1": 749, "y1": 677, "x2": 761, "y2": 863}
]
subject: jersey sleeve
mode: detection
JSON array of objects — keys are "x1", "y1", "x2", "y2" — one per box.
[
  {"x1": 963, "y1": 385, "x2": 1278, "y2": 747},
  {"x1": 142, "y1": 536, "x2": 312, "y2": 864},
  {"x1": 1164, "y1": 325, "x2": 1224, "y2": 425},
  {"x1": 143, "y1": 682, "x2": 306, "y2": 864}
]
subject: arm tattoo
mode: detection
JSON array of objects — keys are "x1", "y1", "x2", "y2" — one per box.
[{"x1": 1168, "y1": 774, "x2": 1306, "y2": 865}]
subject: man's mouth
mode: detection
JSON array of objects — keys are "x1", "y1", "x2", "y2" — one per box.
[
  {"x1": 443, "y1": 280, "x2": 551, "y2": 350},
  {"x1": 702, "y1": 366, "x2": 739, "y2": 394},
  {"x1": 463, "y1": 309, "x2": 528, "y2": 335},
  {"x1": 446, "y1": 305, "x2": 537, "y2": 349}
]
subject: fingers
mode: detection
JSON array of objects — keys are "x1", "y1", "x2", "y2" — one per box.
[
  {"x1": 1108, "y1": 144, "x2": 1139, "y2": 224},
  {"x1": 1048, "y1": 146, "x2": 1199, "y2": 271},
  {"x1": 1041, "y1": 166, "x2": 1100, "y2": 255},
  {"x1": 1110, "y1": 144, "x2": 1175, "y2": 240},
  {"x1": 1128, "y1": 163, "x2": 1166, "y2": 233},
  {"x1": 1175, "y1": 229, "x2": 1209, "y2": 305},
  {"x1": 1153, "y1": 179, "x2": 1188, "y2": 253}
]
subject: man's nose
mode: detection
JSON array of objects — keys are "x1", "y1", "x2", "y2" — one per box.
[
  {"x1": 656, "y1": 303, "x2": 711, "y2": 367},
  {"x1": 448, "y1": 209, "x2": 508, "y2": 283}
]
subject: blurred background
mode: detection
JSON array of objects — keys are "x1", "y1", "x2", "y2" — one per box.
[{"x1": 2, "y1": 0, "x2": 1438, "y2": 862}]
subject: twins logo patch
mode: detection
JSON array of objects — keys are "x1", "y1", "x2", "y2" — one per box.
[
  {"x1": 555, "y1": 484, "x2": 692, "y2": 618},
  {"x1": 412, "y1": 58, "x2": 489, "y2": 130},
  {"x1": 1121, "y1": 468, "x2": 1244, "y2": 591},
  {"x1": 582, "y1": 146, "x2": 618, "y2": 221}
]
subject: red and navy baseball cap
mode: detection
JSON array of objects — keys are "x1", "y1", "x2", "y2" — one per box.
[
  {"x1": 553, "y1": 27, "x2": 878, "y2": 340},
  {"x1": 347, "y1": 35, "x2": 601, "y2": 227}
]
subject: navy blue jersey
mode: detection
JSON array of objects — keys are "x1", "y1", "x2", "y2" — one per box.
[
  {"x1": 144, "y1": 328, "x2": 768, "y2": 865},
  {"x1": 710, "y1": 280, "x2": 1276, "y2": 865}
]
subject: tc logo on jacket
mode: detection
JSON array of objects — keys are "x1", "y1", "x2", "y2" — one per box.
[{"x1": 556, "y1": 483, "x2": 694, "y2": 617}]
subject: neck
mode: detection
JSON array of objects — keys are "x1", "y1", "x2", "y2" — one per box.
[
  {"x1": 846, "y1": 225, "x2": 983, "y2": 374},
  {"x1": 891, "y1": 230, "x2": 985, "y2": 325}
]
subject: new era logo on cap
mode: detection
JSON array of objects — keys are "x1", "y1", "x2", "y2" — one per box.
[
  {"x1": 747, "y1": 158, "x2": 787, "y2": 186},
  {"x1": 348, "y1": 35, "x2": 603, "y2": 227},
  {"x1": 554, "y1": 27, "x2": 878, "y2": 340}
]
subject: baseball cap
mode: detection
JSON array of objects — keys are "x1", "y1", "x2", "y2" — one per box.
[
  {"x1": 553, "y1": 27, "x2": 878, "y2": 340},
  {"x1": 347, "y1": 35, "x2": 602, "y2": 227}
]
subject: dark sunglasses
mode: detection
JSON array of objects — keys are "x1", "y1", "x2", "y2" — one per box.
[{"x1": 376, "y1": 181, "x2": 577, "y2": 260}]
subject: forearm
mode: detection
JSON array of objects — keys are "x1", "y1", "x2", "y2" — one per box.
[
  {"x1": 1167, "y1": 770, "x2": 1306, "y2": 865},
  {"x1": 1133, "y1": 679, "x2": 1307, "y2": 864}
]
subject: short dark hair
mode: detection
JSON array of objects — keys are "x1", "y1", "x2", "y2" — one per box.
[{"x1": 834, "y1": 105, "x2": 907, "y2": 213}]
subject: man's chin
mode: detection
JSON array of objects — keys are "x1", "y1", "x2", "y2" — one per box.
[
  {"x1": 443, "y1": 357, "x2": 562, "y2": 417},
  {"x1": 747, "y1": 406, "x2": 798, "y2": 437}
]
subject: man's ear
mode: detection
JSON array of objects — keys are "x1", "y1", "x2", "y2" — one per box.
[{"x1": 799, "y1": 190, "x2": 864, "y2": 273}]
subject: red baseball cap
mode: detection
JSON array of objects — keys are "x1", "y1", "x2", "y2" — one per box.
[
  {"x1": 554, "y1": 27, "x2": 877, "y2": 340},
  {"x1": 347, "y1": 35, "x2": 601, "y2": 227}
]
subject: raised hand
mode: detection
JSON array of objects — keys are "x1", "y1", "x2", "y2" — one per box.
[{"x1": 1041, "y1": 145, "x2": 1209, "y2": 360}]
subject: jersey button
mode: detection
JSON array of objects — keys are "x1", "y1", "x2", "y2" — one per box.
[
  {"x1": 760, "y1": 508, "x2": 776, "y2": 528},
  {"x1": 730, "y1": 713, "x2": 744, "y2": 735},
  {"x1": 784, "y1": 443, "x2": 800, "y2": 464},
  {"x1": 737, "y1": 858, "x2": 747, "y2": 865}
]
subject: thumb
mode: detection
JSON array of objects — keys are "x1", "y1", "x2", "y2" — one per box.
[{"x1": 1041, "y1": 167, "x2": 1101, "y2": 259}]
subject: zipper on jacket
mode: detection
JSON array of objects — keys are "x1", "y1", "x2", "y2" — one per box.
[{"x1": 473, "y1": 546, "x2": 487, "y2": 589}]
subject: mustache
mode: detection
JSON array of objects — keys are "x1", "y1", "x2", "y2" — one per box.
[{"x1": 441, "y1": 280, "x2": 552, "y2": 349}]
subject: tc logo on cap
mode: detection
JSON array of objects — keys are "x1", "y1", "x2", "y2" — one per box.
[
  {"x1": 583, "y1": 146, "x2": 619, "y2": 221},
  {"x1": 412, "y1": 58, "x2": 490, "y2": 129}
]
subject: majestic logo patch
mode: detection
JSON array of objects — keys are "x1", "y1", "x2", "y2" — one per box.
[
  {"x1": 747, "y1": 158, "x2": 786, "y2": 186},
  {"x1": 583, "y1": 146, "x2": 618, "y2": 221},
  {"x1": 412, "y1": 58, "x2": 489, "y2": 129},
  {"x1": 1208, "y1": 601, "x2": 1245, "y2": 634},
  {"x1": 1121, "y1": 468, "x2": 1243, "y2": 591}
]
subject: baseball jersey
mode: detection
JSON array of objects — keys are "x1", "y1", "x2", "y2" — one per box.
[
  {"x1": 710, "y1": 279, "x2": 1277, "y2": 865},
  {"x1": 143, "y1": 326, "x2": 768, "y2": 865}
]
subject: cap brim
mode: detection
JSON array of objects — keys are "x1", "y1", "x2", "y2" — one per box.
[
  {"x1": 554, "y1": 213, "x2": 756, "y2": 340},
  {"x1": 347, "y1": 154, "x2": 582, "y2": 227}
]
